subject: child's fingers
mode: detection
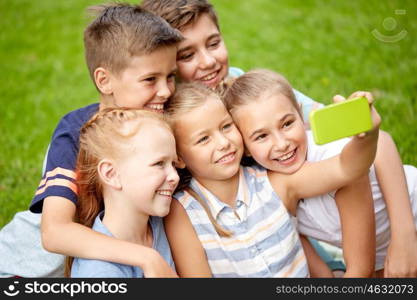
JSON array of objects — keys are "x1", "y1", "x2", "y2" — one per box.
[
  {"x1": 332, "y1": 94, "x2": 345, "y2": 103},
  {"x1": 348, "y1": 91, "x2": 374, "y2": 103}
]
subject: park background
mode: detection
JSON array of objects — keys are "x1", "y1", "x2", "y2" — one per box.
[{"x1": 1, "y1": 0, "x2": 416, "y2": 227}]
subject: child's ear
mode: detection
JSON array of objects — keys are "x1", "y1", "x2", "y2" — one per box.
[
  {"x1": 94, "y1": 67, "x2": 112, "y2": 95},
  {"x1": 97, "y1": 159, "x2": 121, "y2": 190},
  {"x1": 176, "y1": 156, "x2": 186, "y2": 169}
]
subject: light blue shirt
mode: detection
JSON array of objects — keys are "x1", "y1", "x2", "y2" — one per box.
[{"x1": 71, "y1": 212, "x2": 174, "y2": 277}]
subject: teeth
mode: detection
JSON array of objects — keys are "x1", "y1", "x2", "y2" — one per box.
[
  {"x1": 157, "y1": 190, "x2": 172, "y2": 196},
  {"x1": 146, "y1": 103, "x2": 164, "y2": 111},
  {"x1": 277, "y1": 150, "x2": 294, "y2": 161},
  {"x1": 217, "y1": 153, "x2": 234, "y2": 163},
  {"x1": 201, "y1": 72, "x2": 217, "y2": 81}
]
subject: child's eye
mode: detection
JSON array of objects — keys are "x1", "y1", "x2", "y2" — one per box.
[
  {"x1": 178, "y1": 52, "x2": 193, "y2": 61},
  {"x1": 283, "y1": 120, "x2": 294, "y2": 128},
  {"x1": 167, "y1": 72, "x2": 176, "y2": 81},
  {"x1": 208, "y1": 39, "x2": 220, "y2": 49},
  {"x1": 153, "y1": 161, "x2": 164, "y2": 167},
  {"x1": 222, "y1": 123, "x2": 232, "y2": 131},
  {"x1": 196, "y1": 136, "x2": 209, "y2": 144},
  {"x1": 254, "y1": 133, "x2": 267, "y2": 141},
  {"x1": 144, "y1": 77, "x2": 156, "y2": 83}
]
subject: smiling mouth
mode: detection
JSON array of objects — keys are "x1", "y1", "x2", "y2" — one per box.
[
  {"x1": 145, "y1": 103, "x2": 164, "y2": 113},
  {"x1": 215, "y1": 152, "x2": 236, "y2": 164},
  {"x1": 200, "y1": 70, "x2": 219, "y2": 82},
  {"x1": 156, "y1": 189, "x2": 173, "y2": 197},
  {"x1": 274, "y1": 149, "x2": 296, "y2": 162}
]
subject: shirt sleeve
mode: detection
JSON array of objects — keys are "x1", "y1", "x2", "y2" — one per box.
[
  {"x1": 293, "y1": 89, "x2": 324, "y2": 123},
  {"x1": 30, "y1": 118, "x2": 79, "y2": 213}
]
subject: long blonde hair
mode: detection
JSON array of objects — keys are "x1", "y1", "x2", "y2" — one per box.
[
  {"x1": 223, "y1": 69, "x2": 303, "y2": 119},
  {"x1": 165, "y1": 83, "x2": 233, "y2": 237},
  {"x1": 65, "y1": 108, "x2": 172, "y2": 276}
]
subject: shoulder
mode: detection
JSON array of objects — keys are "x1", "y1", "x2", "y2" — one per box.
[
  {"x1": 306, "y1": 130, "x2": 350, "y2": 161},
  {"x1": 242, "y1": 164, "x2": 268, "y2": 185},
  {"x1": 48, "y1": 103, "x2": 99, "y2": 154},
  {"x1": 55, "y1": 103, "x2": 99, "y2": 134},
  {"x1": 228, "y1": 66, "x2": 245, "y2": 78},
  {"x1": 173, "y1": 189, "x2": 199, "y2": 210}
]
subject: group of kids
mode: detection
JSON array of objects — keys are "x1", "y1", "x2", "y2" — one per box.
[{"x1": 1, "y1": 0, "x2": 417, "y2": 278}]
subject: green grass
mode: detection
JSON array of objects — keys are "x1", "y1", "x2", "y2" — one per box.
[{"x1": 1, "y1": 0, "x2": 416, "y2": 227}]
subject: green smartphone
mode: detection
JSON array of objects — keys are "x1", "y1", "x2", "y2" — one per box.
[{"x1": 309, "y1": 96, "x2": 372, "y2": 145}]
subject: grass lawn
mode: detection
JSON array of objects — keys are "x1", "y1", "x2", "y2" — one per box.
[{"x1": 1, "y1": 0, "x2": 416, "y2": 227}]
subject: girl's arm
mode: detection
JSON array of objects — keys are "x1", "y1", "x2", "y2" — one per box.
[
  {"x1": 164, "y1": 199, "x2": 212, "y2": 277},
  {"x1": 276, "y1": 95, "x2": 380, "y2": 207},
  {"x1": 42, "y1": 196, "x2": 177, "y2": 277},
  {"x1": 334, "y1": 174, "x2": 375, "y2": 277},
  {"x1": 299, "y1": 235, "x2": 334, "y2": 277},
  {"x1": 374, "y1": 131, "x2": 417, "y2": 277}
]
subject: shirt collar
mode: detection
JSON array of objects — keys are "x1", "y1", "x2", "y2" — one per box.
[{"x1": 189, "y1": 167, "x2": 250, "y2": 220}]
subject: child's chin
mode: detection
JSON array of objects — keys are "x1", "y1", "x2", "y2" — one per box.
[{"x1": 270, "y1": 162, "x2": 301, "y2": 175}]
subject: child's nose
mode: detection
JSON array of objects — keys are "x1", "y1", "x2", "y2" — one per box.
[
  {"x1": 216, "y1": 133, "x2": 231, "y2": 150},
  {"x1": 271, "y1": 133, "x2": 290, "y2": 152},
  {"x1": 156, "y1": 80, "x2": 173, "y2": 99},
  {"x1": 167, "y1": 165, "x2": 179, "y2": 186},
  {"x1": 199, "y1": 50, "x2": 216, "y2": 69}
]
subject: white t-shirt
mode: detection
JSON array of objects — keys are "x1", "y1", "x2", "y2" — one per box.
[{"x1": 296, "y1": 131, "x2": 417, "y2": 270}]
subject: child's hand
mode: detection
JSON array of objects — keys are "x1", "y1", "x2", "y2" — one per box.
[
  {"x1": 142, "y1": 248, "x2": 178, "y2": 278},
  {"x1": 333, "y1": 91, "x2": 381, "y2": 137},
  {"x1": 384, "y1": 232, "x2": 417, "y2": 277}
]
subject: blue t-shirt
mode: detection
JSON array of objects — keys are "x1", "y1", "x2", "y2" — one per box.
[
  {"x1": 30, "y1": 103, "x2": 99, "y2": 213},
  {"x1": 71, "y1": 212, "x2": 175, "y2": 277}
]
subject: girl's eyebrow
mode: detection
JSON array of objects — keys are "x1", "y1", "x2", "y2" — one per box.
[
  {"x1": 249, "y1": 128, "x2": 265, "y2": 139},
  {"x1": 189, "y1": 129, "x2": 209, "y2": 142},
  {"x1": 248, "y1": 113, "x2": 293, "y2": 139}
]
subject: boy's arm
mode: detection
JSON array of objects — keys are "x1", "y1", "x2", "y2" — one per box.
[
  {"x1": 299, "y1": 235, "x2": 334, "y2": 277},
  {"x1": 163, "y1": 199, "x2": 212, "y2": 277},
  {"x1": 42, "y1": 196, "x2": 177, "y2": 277},
  {"x1": 334, "y1": 174, "x2": 375, "y2": 277},
  {"x1": 374, "y1": 131, "x2": 417, "y2": 277}
]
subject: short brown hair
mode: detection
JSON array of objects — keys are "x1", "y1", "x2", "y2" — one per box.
[
  {"x1": 141, "y1": 0, "x2": 219, "y2": 30},
  {"x1": 84, "y1": 3, "x2": 183, "y2": 84}
]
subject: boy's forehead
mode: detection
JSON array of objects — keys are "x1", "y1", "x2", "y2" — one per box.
[
  {"x1": 124, "y1": 46, "x2": 177, "y2": 71},
  {"x1": 180, "y1": 13, "x2": 219, "y2": 39}
]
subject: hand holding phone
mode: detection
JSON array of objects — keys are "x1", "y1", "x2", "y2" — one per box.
[{"x1": 309, "y1": 96, "x2": 372, "y2": 145}]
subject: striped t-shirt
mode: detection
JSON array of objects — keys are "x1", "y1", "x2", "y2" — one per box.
[{"x1": 174, "y1": 165, "x2": 309, "y2": 277}]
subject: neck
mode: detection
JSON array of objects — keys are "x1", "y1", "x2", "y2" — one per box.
[
  {"x1": 194, "y1": 170, "x2": 240, "y2": 208},
  {"x1": 101, "y1": 190, "x2": 153, "y2": 246},
  {"x1": 99, "y1": 94, "x2": 117, "y2": 110}
]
